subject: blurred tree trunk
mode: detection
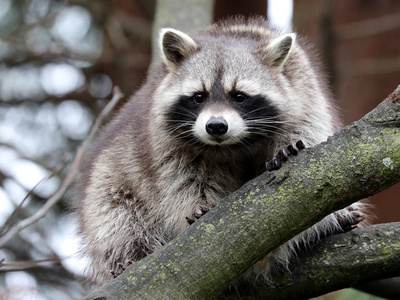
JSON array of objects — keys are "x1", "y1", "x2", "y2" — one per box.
[{"x1": 149, "y1": 0, "x2": 214, "y2": 72}]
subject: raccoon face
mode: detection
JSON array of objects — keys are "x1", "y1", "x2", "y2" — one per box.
[
  {"x1": 167, "y1": 91, "x2": 249, "y2": 146},
  {"x1": 166, "y1": 90, "x2": 281, "y2": 146},
  {"x1": 163, "y1": 78, "x2": 282, "y2": 147},
  {"x1": 158, "y1": 27, "x2": 295, "y2": 147}
]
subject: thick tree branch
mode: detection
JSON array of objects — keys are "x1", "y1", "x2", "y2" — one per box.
[
  {"x1": 221, "y1": 222, "x2": 400, "y2": 299},
  {"x1": 82, "y1": 85, "x2": 400, "y2": 300}
]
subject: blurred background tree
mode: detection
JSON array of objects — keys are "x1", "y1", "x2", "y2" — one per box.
[
  {"x1": 0, "y1": 1, "x2": 154, "y2": 299},
  {"x1": 0, "y1": 0, "x2": 399, "y2": 299}
]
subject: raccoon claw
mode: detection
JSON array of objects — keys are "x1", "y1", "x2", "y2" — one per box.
[
  {"x1": 266, "y1": 140, "x2": 305, "y2": 171},
  {"x1": 186, "y1": 216, "x2": 195, "y2": 225},
  {"x1": 186, "y1": 206, "x2": 212, "y2": 225},
  {"x1": 111, "y1": 260, "x2": 133, "y2": 279},
  {"x1": 295, "y1": 140, "x2": 305, "y2": 150},
  {"x1": 199, "y1": 206, "x2": 210, "y2": 214}
]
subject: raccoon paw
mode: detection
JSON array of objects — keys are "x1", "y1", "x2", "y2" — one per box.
[
  {"x1": 335, "y1": 205, "x2": 366, "y2": 233},
  {"x1": 186, "y1": 206, "x2": 212, "y2": 225},
  {"x1": 266, "y1": 140, "x2": 305, "y2": 171},
  {"x1": 110, "y1": 260, "x2": 133, "y2": 279}
]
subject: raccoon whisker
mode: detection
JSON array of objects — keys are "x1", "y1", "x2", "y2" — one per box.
[
  {"x1": 166, "y1": 121, "x2": 192, "y2": 128},
  {"x1": 245, "y1": 118, "x2": 298, "y2": 126},
  {"x1": 254, "y1": 130, "x2": 293, "y2": 138},
  {"x1": 183, "y1": 137, "x2": 206, "y2": 148},
  {"x1": 159, "y1": 132, "x2": 187, "y2": 145},
  {"x1": 165, "y1": 131, "x2": 194, "y2": 143},
  {"x1": 245, "y1": 119, "x2": 293, "y2": 125},
  {"x1": 240, "y1": 106, "x2": 280, "y2": 117},
  {"x1": 247, "y1": 123, "x2": 298, "y2": 133},
  {"x1": 246, "y1": 123, "x2": 297, "y2": 133},
  {"x1": 246, "y1": 130, "x2": 291, "y2": 140},
  {"x1": 245, "y1": 112, "x2": 300, "y2": 120},
  {"x1": 163, "y1": 127, "x2": 198, "y2": 144},
  {"x1": 246, "y1": 124, "x2": 292, "y2": 133},
  {"x1": 164, "y1": 130, "x2": 192, "y2": 141},
  {"x1": 172, "y1": 105, "x2": 198, "y2": 118},
  {"x1": 246, "y1": 123, "x2": 290, "y2": 130},
  {"x1": 164, "y1": 121, "x2": 195, "y2": 134},
  {"x1": 164, "y1": 119, "x2": 195, "y2": 125},
  {"x1": 246, "y1": 126, "x2": 293, "y2": 136},
  {"x1": 245, "y1": 133, "x2": 279, "y2": 141},
  {"x1": 166, "y1": 124, "x2": 193, "y2": 134},
  {"x1": 241, "y1": 108, "x2": 290, "y2": 120}
]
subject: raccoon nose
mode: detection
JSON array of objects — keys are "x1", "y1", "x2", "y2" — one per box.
[{"x1": 206, "y1": 117, "x2": 228, "y2": 135}]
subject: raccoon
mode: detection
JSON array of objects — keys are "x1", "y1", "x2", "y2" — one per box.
[{"x1": 76, "y1": 16, "x2": 367, "y2": 287}]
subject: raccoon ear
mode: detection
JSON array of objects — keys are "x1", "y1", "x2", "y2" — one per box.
[
  {"x1": 160, "y1": 28, "x2": 198, "y2": 71},
  {"x1": 260, "y1": 33, "x2": 296, "y2": 68}
]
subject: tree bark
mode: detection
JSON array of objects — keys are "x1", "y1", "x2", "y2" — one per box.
[
  {"x1": 220, "y1": 222, "x2": 400, "y2": 299},
  {"x1": 82, "y1": 85, "x2": 400, "y2": 299}
]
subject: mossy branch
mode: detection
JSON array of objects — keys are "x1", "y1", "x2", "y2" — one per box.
[
  {"x1": 82, "y1": 86, "x2": 400, "y2": 299},
  {"x1": 221, "y1": 222, "x2": 400, "y2": 299}
]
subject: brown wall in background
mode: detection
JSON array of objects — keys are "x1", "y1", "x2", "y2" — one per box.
[{"x1": 293, "y1": 0, "x2": 400, "y2": 224}]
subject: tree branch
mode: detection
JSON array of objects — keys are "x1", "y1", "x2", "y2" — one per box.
[
  {"x1": 82, "y1": 85, "x2": 400, "y2": 300},
  {"x1": 221, "y1": 222, "x2": 400, "y2": 299}
]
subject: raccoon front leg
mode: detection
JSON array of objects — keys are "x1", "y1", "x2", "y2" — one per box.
[
  {"x1": 313, "y1": 204, "x2": 366, "y2": 243},
  {"x1": 266, "y1": 140, "x2": 305, "y2": 171},
  {"x1": 334, "y1": 204, "x2": 366, "y2": 233}
]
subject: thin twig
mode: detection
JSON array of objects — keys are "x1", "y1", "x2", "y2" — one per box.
[
  {"x1": 0, "y1": 257, "x2": 62, "y2": 271},
  {"x1": 0, "y1": 86, "x2": 124, "y2": 247},
  {"x1": 0, "y1": 158, "x2": 69, "y2": 236}
]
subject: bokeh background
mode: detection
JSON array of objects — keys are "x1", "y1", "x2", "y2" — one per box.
[{"x1": 0, "y1": 0, "x2": 399, "y2": 299}]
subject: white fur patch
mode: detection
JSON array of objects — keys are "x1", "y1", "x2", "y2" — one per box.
[
  {"x1": 194, "y1": 109, "x2": 247, "y2": 145},
  {"x1": 222, "y1": 74, "x2": 262, "y2": 96},
  {"x1": 222, "y1": 74, "x2": 235, "y2": 94},
  {"x1": 181, "y1": 78, "x2": 205, "y2": 96},
  {"x1": 235, "y1": 80, "x2": 262, "y2": 96}
]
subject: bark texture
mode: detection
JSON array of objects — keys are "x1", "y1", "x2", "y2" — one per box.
[
  {"x1": 82, "y1": 86, "x2": 400, "y2": 299},
  {"x1": 221, "y1": 222, "x2": 400, "y2": 299}
]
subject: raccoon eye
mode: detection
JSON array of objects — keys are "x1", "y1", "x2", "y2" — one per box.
[
  {"x1": 233, "y1": 92, "x2": 248, "y2": 103},
  {"x1": 193, "y1": 93, "x2": 205, "y2": 104}
]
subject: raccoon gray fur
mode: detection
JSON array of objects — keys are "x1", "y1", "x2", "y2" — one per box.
[{"x1": 76, "y1": 16, "x2": 367, "y2": 286}]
